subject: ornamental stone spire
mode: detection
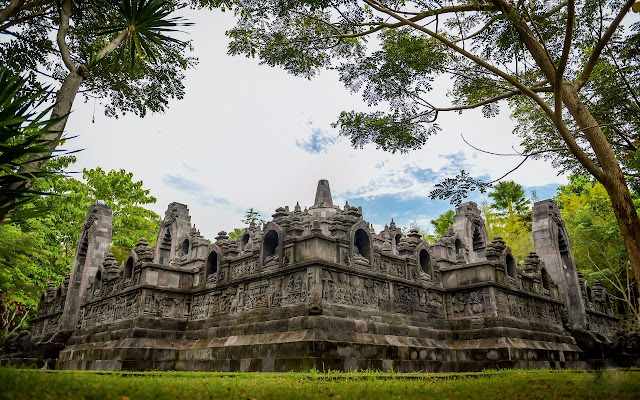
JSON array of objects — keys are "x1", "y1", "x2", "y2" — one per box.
[{"x1": 313, "y1": 179, "x2": 333, "y2": 207}]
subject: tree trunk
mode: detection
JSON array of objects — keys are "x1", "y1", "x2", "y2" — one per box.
[
  {"x1": 0, "y1": 0, "x2": 25, "y2": 23},
  {"x1": 560, "y1": 84, "x2": 640, "y2": 297},
  {"x1": 494, "y1": 0, "x2": 640, "y2": 296}
]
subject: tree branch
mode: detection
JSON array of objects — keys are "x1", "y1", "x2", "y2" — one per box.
[
  {"x1": 96, "y1": 28, "x2": 129, "y2": 60},
  {"x1": 2, "y1": 29, "x2": 64, "y2": 57},
  {"x1": 490, "y1": 0, "x2": 606, "y2": 182},
  {"x1": 6, "y1": 307, "x2": 30, "y2": 337},
  {"x1": 554, "y1": 0, "x2": 574, "y2": 121},
  {"x1": 434, "y1": 82, "x2": 550, "y2": 112},
  {"x1": 364, "y1": 0, "x2": 600, "y2": 178},
  {"x1": 544, "y1": 1, "x2": 569, "y2": 16},
  {"x1": 56, "y1": 0, "x2": 75, "y2": 73},
  {"x1": 0, "y1": 0, "x2": 25, "y2": 23},
  {"x1": 575, "y1": 0, "x2": 635, "y2": 89},
  {"x1": 454, "y1": 15, "x2": 499, "y2": 43},
  {"x1": 0, "y1": 2, "x2": 53, "y2": 33}
]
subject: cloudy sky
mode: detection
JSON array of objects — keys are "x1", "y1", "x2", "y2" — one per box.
[{"x1": 64, "y1": 8, "x2": 566, "y2": 239}]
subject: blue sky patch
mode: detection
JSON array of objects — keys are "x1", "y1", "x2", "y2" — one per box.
[{"x1": 295, "y1": 122, "x2": 337, "y2": 154}]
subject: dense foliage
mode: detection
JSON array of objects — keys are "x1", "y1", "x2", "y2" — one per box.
[
  {"x1": 0, "y1": 157, "x2": 160, "y2": 337},
  {"x1": 556, "y1": 175, "x2": 640, "y2": 330}
]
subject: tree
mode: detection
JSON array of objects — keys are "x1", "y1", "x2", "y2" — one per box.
[
  {"x1": 483, "y1": 183, "x2": 534, "y2": 261},
  {"x1": 207, "y1": 0, "x2": 640, "y2": 294},
  {"x1": 241, "y1": 207, "x2": 264, "y2": 226},
  {"x1": 430, "y1": 210, "x2": 454, "y2": 237},
  {"x1": 557, "y1": 176, "x2": 640, "y2": 330},
  {"x1": 0, "y1": 158, "x2": 160, "y2": 336},
  {"x1": 488, "y1": 181, "x2": 530, "y2": 220},
  {"x1": 33, "y1": 163, "x2": 162, "y2": 262},
  {"x1": 0, "y1": 0, "x2": 195, "y2": 221}
]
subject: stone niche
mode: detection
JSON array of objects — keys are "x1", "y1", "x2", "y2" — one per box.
[{"x1": 6, "y1": 180, "x2": 626, "y2": 372}]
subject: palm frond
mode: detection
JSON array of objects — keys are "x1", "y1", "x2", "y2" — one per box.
[{"x1": 97, "y1": 0, "x2": 192, "y2": 65}]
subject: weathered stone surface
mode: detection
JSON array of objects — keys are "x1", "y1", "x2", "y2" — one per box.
[{"x1": 9, "y1": 179, "x2": 627, "y2": 371}]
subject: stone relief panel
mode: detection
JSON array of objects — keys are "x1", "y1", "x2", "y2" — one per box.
[
  {"x1": 322, "y1": 270, "x2": 391, "y2": 310},
  {"x1": 30, "y1": 312, "x2": 62, "y2": 337},
  {"x1": 340, "y1": 246, "x2": 351, "y2": 266},
  {"x1": 231, "y1": 257, "x2": 258, "y2": 280},
  {"x1": 282, "y1": 271, "x2": 308, "y2": 306},
  {"x1": 191, "y1": 292, "x2": 215, "y2": 320},
  {"x1": 44, "y1": 313, "x2": 61, "y2": 333},
  {"x1": 415, "y1": 288, "x2": 445, "y2": 318},
  {"x1": 446, "y1": 289, "x2": 491, "y2": 319},
  {"x1": 140, "y1": 291, "x2": 189, "y2": 319},
  {"x1": 218, "y1": 288, "x2": 238, "y2": 316},
  {"x1": 30, "y1": 320, "x2": 43, "y2": 336},
  {"x1": 283, "y1": 247, "x2": 293, "y2": 266},
  {"x1": 587, "y1": 312, "x2": 619, "y2": 337},
  {"x1": 494, "y1": 289, "x2": 563, "y2": 325},
  {"x1": 81, "y1": 292, "x2": 140, "y2": 328},
  {"x1": 382, "y1": 258, "x2": 405, "y2": 278},
  {"x1": 191, "y1": 271, "x2": 313, "y2": 319},
  {"x1": 242, "y1": 280, "x2": 269, "y2": 311}
]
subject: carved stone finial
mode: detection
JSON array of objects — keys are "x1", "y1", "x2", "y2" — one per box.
[
  {"x1": 491, "y1": 236, "x2": 506, "y2": 251},
  {"x1": 294, "y1": 202, "x2": 301, "y2": 212},
  {"x1": 215, "y1": 231, "x2": 229, "y2": 242},
  {"x1": 524, "y1": 251, "x2": 541, "y2": 274},
  {"x1": 314, "y1": 179, "x2": 333, "y2": 207},
  {"x1": 134, "y1": 237, "x2": 154, "y2": 262},
  {"x1": 272, "y1": 207, "x2": 289, "y2": 219}
]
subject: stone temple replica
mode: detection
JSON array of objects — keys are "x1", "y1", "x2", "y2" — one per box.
[{"x1": 5, "y1": 180, "x2": 629, "y2": 371}]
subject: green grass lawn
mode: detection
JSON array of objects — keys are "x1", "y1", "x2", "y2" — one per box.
[{"x1": 1, "y1": 367, "x2": 639, "y2": 400}]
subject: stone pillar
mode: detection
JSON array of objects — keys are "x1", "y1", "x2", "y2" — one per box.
[
  {"x1": 153, "y1": 202, "x2": 192, "y2": 265},
  {"x1": 61, "y1": 203, "x2": 112, "y2": 330},
  {"x1": 452, "y1": 202, "x2": 489, "y2": 263},
  {"x1": 532, "y1": 199, "x2": 587, "y2": 329}
]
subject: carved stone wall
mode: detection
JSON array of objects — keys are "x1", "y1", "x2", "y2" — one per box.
[
  {"x1": 81, "y1": 291, "x2": 141, "y2": 328},
  {"x1": 61, "y1": 204, "x2": 112, "y2": 331},
  {"x1": 532, "y1": 200, "x2": 587, "y2": 329},
  {"x1": 23, "y1": 180, "x2": 623, "y2": 372}
]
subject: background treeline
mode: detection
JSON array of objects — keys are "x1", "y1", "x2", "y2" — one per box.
[{"x1": 0, "y1": 155, "x2": 160, "y2": 338}]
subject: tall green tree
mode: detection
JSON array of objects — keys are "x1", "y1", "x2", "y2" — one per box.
[
  {"x1": 430, "y1": 210, "x2": 454, "y2": 237},
  {"x1": 0, "y1": 0, "x2": 195, "y2": 222},
  {"x1": 204, "y1": 0, "x2": 640, "y2": 294},
  {"x1": 241, "y1": 207, "x2": 264, "y2": 226},
  {"x1": 488, "y1": 181, "x2": 531, "y2": 220},
  {"x1": 33, "y1": 162, "x2": 162, "y2": 262},
  {"x1": 227, "y1": 228, "x2": 245, "y2": 240},
  {"x1": 487, "y1": 181, "x2": 533, "y2": 261},
  {"x1": 0, "y1": 158, "x2": 160, "y2": 336},
  {"x1": 557, "y1": 176, "x2": 640, "y2": 330}
]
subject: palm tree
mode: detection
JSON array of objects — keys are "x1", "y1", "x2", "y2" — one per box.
[
  {"x1": 430, "y1": 210, "x2": 455, "y2": 237},
  {"x1": 488, "y1": 181, "x2": 531, "y2": 220}
]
